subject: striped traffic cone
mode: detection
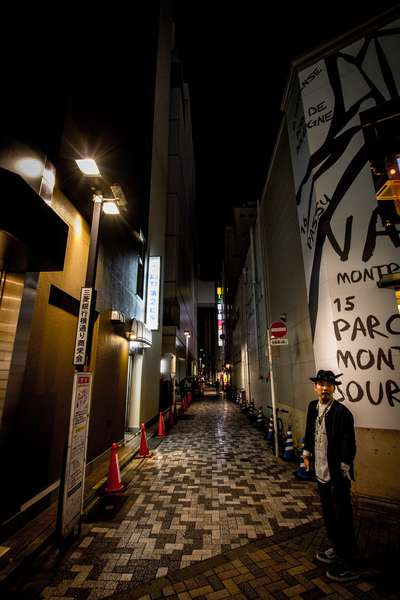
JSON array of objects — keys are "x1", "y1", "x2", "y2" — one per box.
[
  {"x1": 294, "y1": 437, "x2": 314, "y2": 480},
  {"x1": 266, "y1": 417, "x2": 273, "y2": 442},
  {"x1": 256, "y1": 408, "x2": 264, "y2": 427},
  {"x1": 283, "y1": 426, "x2": 295, "y2": 461}
]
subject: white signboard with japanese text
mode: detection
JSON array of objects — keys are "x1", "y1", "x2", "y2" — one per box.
[
  {"x1": 62, "y1": 372, "x2": 93, "y2": 538},
  {"x1": 73, "y1": 287, "x2": 93, "y2": 366},
  {"x1": 146, "y1": 256, "x2": 161, "y2": 330}
]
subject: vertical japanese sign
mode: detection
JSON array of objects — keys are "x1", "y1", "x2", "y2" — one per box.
[
  {"x1": 62, "y1": 372, "x2": 93, "y2": 538},
  {"x1": 146, "y1": 256, "x2": 161, "y2": 330},
  {"x1": 73, "y1": 287, "x2": 93, "y2": 366},
  {"x1": 217, "y1": 286, "x2": 224, "y2": 346}
]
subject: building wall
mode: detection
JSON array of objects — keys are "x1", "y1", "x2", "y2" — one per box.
[
  {"x1": 284, "y1": 14, "x2": 400, "y2": 504},
  {"x1": 141, "y1": 2, "x2": 174, "y2": 424},
  {"x1": 162, "y1": 73, "x2": 197, "y2": 383},
  {"x1": 231, "y1": 125, "x2": 315, "y2": 435},
  {"x1": 231, "y1": 13, "x2": 400, "y2": 507},
  {"x1": 258, "y1": 125, "x2": 316, "y2": 436},
  {"x1": 0, "y1": 182, "x2": 144, "y2": 523}
]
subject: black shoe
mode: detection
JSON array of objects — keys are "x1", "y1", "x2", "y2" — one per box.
[
  {"x1": 326, "y1": 565, "x2": 360, "y2": 582},
  {"x1": 316, "y1": 547, "x2": 343, "y2": 565}
]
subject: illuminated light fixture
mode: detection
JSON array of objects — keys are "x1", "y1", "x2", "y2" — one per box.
[
  {"x1": 126, "y1": 318, "x2": 152, "y2": 348},
  {"x1": 102, "y1": 200, "x2": 119, "y2": 214},
  {"x1": 376, "y1": 180, "x2": 400, "y2": 217},
  {"x1": 75, "y1": 158, "x2": 101, "y2": 177},
  {"x1": 111, "y1": 183, "x2": 127, "y2": 207},
  {"x1": 42, "y1": 167, "x2": 56, "y2": 192},
  {"x1": 184, "y1": 330, "x2": 191, "y2": 338},
  {"x1": 16, "y1": 157, "x2": 43, "y2": 178},
  {"x1": 110, "y1": 310, "x2": 126, "y2": 323}
]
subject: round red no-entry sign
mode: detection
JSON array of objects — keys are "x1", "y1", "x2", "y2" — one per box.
[{"x1": 270, "y1": 321, "x2": 288, "y2": 338}]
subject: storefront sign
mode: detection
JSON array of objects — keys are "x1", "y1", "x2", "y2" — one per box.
[
  {"x1": 73, "y1": 287, "x2": 93, "y2": 366},
  {"x1": 146, "y1": 256, "x2": 161, "y2": 330},
  {"x1": 62, "y1": 372, "x2": 93, "y2": 538}
]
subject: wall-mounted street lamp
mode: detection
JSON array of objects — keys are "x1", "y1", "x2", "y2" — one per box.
[
  {"x1": 60, "y1": 158, "x2": 123, "y2": 542},
  {"x1": 73, "y1": 158, "x2": 120, "y2": 368}
]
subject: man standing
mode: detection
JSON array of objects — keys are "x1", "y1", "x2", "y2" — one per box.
[{"x1": 303, "y1": 370, "x2": 359, "y2": 582}]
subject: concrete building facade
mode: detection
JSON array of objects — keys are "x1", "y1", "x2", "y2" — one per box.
[
  {"x1": 230, "y1": 8, "x2": 400, "y2": 509},
  {"x1": 0, "y1": 2, "x2": 198, "y2": 538}
]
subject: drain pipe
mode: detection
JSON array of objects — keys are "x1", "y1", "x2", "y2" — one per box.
[
  {"x1": 242, "y1": 268, "x2": 252, "y2": 405},
  {"x1": 256, "y1": 201, "x2": 279, "y2": 458}
]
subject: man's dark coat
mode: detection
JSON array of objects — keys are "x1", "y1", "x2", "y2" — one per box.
[{"x1": 304, "y1": 399, "x2": 356, "y2": 481}]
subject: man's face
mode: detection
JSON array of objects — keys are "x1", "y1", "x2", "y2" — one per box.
[{"x1": 314, "y1": 380, "x2": 335, "y2": 403}]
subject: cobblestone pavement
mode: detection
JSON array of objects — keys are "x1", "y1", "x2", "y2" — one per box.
[{"x1": 2, "y1": 394, "x2": 398, "y2": 599}]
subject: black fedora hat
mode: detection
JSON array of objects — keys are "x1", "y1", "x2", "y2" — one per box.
[{"x1": 310, "y1": 370, "x2": 342, "y2": 384}]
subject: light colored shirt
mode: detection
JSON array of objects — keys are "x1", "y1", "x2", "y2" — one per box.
[{"x1": 314, "y1": 400, "x2": 333, "y2": 483}]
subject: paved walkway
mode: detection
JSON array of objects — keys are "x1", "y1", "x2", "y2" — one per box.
[{"x1": 1, "y1": 392, "x2": 398, "y2": 599}]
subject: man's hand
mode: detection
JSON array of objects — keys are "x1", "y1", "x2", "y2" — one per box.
[
  {"x1": 340, "y1": 462, "x2": 351, "y2": 480},
  {"x1": 303, "y1": 456, "x2": 310, "y2": 472}
]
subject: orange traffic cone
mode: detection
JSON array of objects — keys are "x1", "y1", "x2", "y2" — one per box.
[
  {"x1": 168, "y1": 404, "x2": 175, "y2": 428},
  {"x1": 136, "y1": 423, "x2": 152, "y2": 458},
  {"x1": 104, "y1": 443, "x2": 127, "y2": 494},
  {"x1": 157, "y1": 411, "x2": 167, "y2": 437}
]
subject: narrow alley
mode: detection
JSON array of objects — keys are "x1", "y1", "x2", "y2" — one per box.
[{"x1": 2, "y1": 390, "x2": 398, "y2": 599}]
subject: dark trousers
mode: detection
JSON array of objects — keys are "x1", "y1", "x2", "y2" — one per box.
[{"x1": 318, "y1": 479, "x2": 357, "y2": 561}]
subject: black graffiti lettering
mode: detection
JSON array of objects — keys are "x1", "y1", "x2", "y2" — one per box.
[
  {"x1": 334, "y1": 296, "x2": 355, "y2": 312},
  {"x1": 333, "y1": 318, "x2": 351, "y2": 341},
  {"x1": 357, "y1": 349, "x2": 374, "y2": 369},
  {"x1": 337, "y1": 346, "x2": 397, "y2": 371},
  {"x1": 377, "y1": 347, "x2": 396, "y2": 370},
  {"x1": 337, "y1": 349, "x2": 356, "y2": 369},
  {"x1": 326, "y1": 216, "x2": 353, "y2": 261},
  {"x1": 300, "y1": 66, "x2": 323, "y2": 91},
  {"x1": 337, "y1": 272, "x2": 351, "y2": 284},
  {"x1": 307, "y1": 112, "x2": 333, "y2": 128},
  {"x1": 366, "y1": 381, "x2": 383, "y2": 405},
  {"x1": 336, "y1": 263, "x2": 400, "y2": 285},
  {"x1": 351, "y1": 317, "x2": 367, "y2": 341},
  {"x1": 333, "y1": 314, "x2": 394, "y2": 342},
  {"x1": 338, "y1": 377, "x2": 399, "y2": 406},
  {"x1": 351, "y1": 271, "x2": 362, "y2": 283},
  {"x1": 363, "y1": 207, "x2": 400, "y2": 262},
  {"x1": 346, "y1": 381, "x2": 363, "y2": 402},
  {"x1": 335, "y1": 384, "x2": 345, "y2": 402},
  {"x1": 308, "y1": 101, "x2": 327, "y2": 116},
  {"x1": 387, "y1": 314, "x2": 400, "y2": 335},
  {"x1": 386, "y1": 380, "x2": 400, "y2": 407},
  {"x1": 367, "y1": 315, "x2": 388, "y2": 339}
]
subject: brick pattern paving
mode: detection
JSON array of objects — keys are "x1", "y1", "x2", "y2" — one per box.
[
  {"x1": 37, "y1": 396, "x2": 321, "y2": 598},
  {"x1": 3, "y1": 393, "x2": 398, "y2": 599},
  {"x1": 109, "y1": 521, "x2": 395, "y2": 600}
]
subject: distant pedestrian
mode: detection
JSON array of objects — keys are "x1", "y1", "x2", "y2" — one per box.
[{"x1": 303, "y1": 370, "x2": 359, "y2": 583}]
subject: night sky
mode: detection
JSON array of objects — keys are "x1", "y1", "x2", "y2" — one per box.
[
  {"x1": 3, "y1": 2, "x2": 400, "y2": 282},
  {"x1": 173, "y1": 2, "x2": 400, "y2": 280}
]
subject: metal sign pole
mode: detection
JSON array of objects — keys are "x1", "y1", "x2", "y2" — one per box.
[{"x1": 267, "y1": 329, "x2": 279, "y2": 458}]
